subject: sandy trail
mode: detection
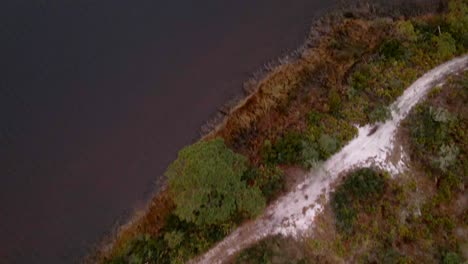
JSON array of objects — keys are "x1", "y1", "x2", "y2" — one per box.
[{"x1": 191, "y1": 55, "x2": 468, "y2": 264}]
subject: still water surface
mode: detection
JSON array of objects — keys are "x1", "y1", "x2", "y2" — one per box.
[{"x1": 1, "y1": 1, "x2": 336, "y2": 262}]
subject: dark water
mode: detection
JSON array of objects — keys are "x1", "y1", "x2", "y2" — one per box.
[{"x1": 0, "y1": 1, "x2": 337, "y2": 263}]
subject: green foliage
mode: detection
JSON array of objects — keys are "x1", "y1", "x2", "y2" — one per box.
[
  {"x1": 301, "y1": 140, "x2": 321, "y2": 168},
  {"x1": 446, "y1": 0, "x2": 468, "y2": 49},
  {"x1": 405, "y1": 72, "x2": 467, "y2": 206},
  {"x1": 433, "y1": 144, "x2": 460, "y2": 172},
  {"x1": 236, "y1": 187, "x2": 266, "y2": 218},
  {"x1": 163, "y1": 231, "x2": 184, "y2": 249},
  {"x1": 431, "y1": 32, "x2": 457, "y2": 61},
  {"x1": 349, "y1": 65, "x2": 371, "y2": 92},
  {"x1": 262, "y1": 132, "x2": 308, "y2": 165},
  {"x1": 442, "y1": 252, "x2": 463, "y2": 264},
  {"x1": 262, "y1": 128, "x2": 341, "y2": 169},
  {"x1": 262, "y1": 106, "x2": 358, "y2": 170},
  {"x1": 306, "y1": 110, "x2": 322, "y2": 124},
  {"x1": 328, "y1": 88, "x2": 342, "y2": 116},
  {"x1": 331, "y1": 168, "x2": 385, "y2": 235},
  {"x1": 344, "y1": 1, "x2": 467, "y2": 127},
  {"x1": 234, "y1": 235, "x2": 306, "y2": 264},
  {"x1": 408, "y1": 103, "x2": 465, "y2": 183},
  {"x1": 379, "y1": 39, "x2": 406, "y2": 60},
  {"x1": 395, "y1": 20, "x2": 417, "y2": 42},
  {"x1": 318, "y1": 134, "x2": 338, "y2": 159},
  {"x1": 109, "y1": 212, "x2": 237, "y2": 264},
  {"x1": 242, "y1": 166, "x2": 285, "y2": 201},
  {"x1": 106, "y1": 234, "x2": 169, "y2": 264},
  {"x1": 410, "y1": 105, "x2": 451, "y2": 153},
  {"x1": 318, "y1": 114, "x2": 358, "y2": 144},
  {"x1": 369, "y1": 105, "x2": 391, "y2": 123},
  {"x1": 166, "y1": 138, "x2": 265, "y2": 226}
]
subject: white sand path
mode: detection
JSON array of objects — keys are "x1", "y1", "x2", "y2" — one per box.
[{"x1": 191, "y1": 55, "x2": 468, "y2": 264}]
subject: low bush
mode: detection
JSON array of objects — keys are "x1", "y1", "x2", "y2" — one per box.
[
  {"x1": 241, "y1": 166, "x2": 285, "y2": 201},
  {"x1": 368, "y1": 105, "x2": 391, "y2": 123},
  {"x1": 331, "y1": 168, "x2": 386, "y2": 235},
  {"x1": 106, "y1": 234, "x2": 169, "y2": 264},
  {"x1": 261, "y1": 132, "x2": 308, "y2": 166},
  {"x1": 408, "y1": 103, "x2": 465, "y2": 184},
  {"x1": 234, "y1": 235, "x2": 307, "y2": 264},
  {"x1": 442, "y1": 252, "x2": 463, "y2": 264},
  {"x1": 379, "y1": 39, "x2": 406, "y2": 61},
  {"x1": 262, "y1": 129, "x2": 340, "y2": 169},
  {"x1": 318, "y1": 134, "x2": 339, "y2": 159}
]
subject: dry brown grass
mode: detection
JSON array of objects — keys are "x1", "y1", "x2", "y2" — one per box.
[
  {"x1": 88, "y1": 190, "x2": 174, "y2": 263},
  {"x1": 205, "y1": 18, "x2": 385, "y2": 164}
]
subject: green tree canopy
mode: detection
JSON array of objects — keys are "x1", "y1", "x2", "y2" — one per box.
[{"x1": 166, "y1": 138, "x2": 265, "y2": 226}]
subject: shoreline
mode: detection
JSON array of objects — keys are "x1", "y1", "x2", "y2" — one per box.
[{"x1": 91, "y1": 0, "x2": 451, "y2": 262}]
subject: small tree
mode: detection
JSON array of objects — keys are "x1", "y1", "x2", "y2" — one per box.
[{"x1": 166, "y1": 138, "x2": 265, "y2": 226}]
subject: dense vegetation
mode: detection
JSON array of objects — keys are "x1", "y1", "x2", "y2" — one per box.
[
  {"x1": 343, "y1": 2, "x2": 467, "y2": 125},
  {"x1": 331, "y1": 168, "x2": 386, "y2": 235},
  {"x1": 166, "y1": 138, "x2": 265, "y2": 226},
  {"x1": 234, "y1": 235, "x2": 309, "y2": 264},
  {"x1": 234, "y1": 67, "x2": 467, "y2": 264},
  {"x1": 99, "y1": 1, "x2": 467, "y2": 263}
]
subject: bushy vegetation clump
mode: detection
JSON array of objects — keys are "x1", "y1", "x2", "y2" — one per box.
[
  {"x1": 331, "y1": 168, "x2": 386, "y2": 235},
  {"x1": 261, "y1": 109, "x2": 357, "y2": 169},
  {"x1": 166, "y1": 138, "x2": 265, "y2": 226},
  {"x1": 242, "y1": 165, "x2": 285, "y2": 202},
  {"x1": 234, "y1": 235, "x2": 308, "y2": 264}
]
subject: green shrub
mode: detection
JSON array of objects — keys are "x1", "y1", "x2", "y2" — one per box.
[
  {"x1": 379, "y1": 39, "x2": 406, "y2": 60},
  {"x1": 160, "y1": 213, "x2": 233, "y2": 262},
  {"x1": 318, "y1": 134, "x2": 339, "y2": 159},
  {"x1": 262, "y1": 129, "x2": 341, "y2": 169},
  {"x1": 166, "y1": 138, "x2": 265, "y2": 226},
  {"x1": 410, "y1": 105, "x2": 450, "y2": 153},
  {"x1": 163, "y1": 231, "x2": 184, "y2": 250},
  {"x1": 433, "y1": 144, "x2": 460, "y2": 172},
  {"x1": 331, "y1": 168, "x2": 386, "y2": 234},
  {"x1": 442, "y1": 252, "x2": 463, "y2": 264},
  {"x1": 350, "y1": 65, "x2": 372, "y2": 92},
  {"x1": 369, "y1": 105, "x2": 391, "y2": 123},
  {"x1": 328, "y1": 88, "x2": 342, "y2": 116},
  {"x1": 234, "y1": 235, "x2": 306, "y2": 264},
  {"x1": 107, "y1": 234, "x2": 169, "y2": 264},
  {"x1": 318, "y1": 115, "x2": 358, "y2": 144},
  {"x1": 446, "y1": 0, "x2": 468, "y2": 49},
  {"x1": 301, "y1": 140, "x2": 321, "y2": 169},
  {"x1": 262, "y1": 132, "x2": 312, "y2": 166},
  {"x1": 306, "y1": 110, "x2": 322, "y2": 125},
  {"x1": 243, "y1": 164, "x2": 285, "y2": 201},
  {"x1": 395, "y1": 20, "x2": 417, "y2": 42},
  {"x1": 431, "y1": 32, "x2": 457, "y2": 61}
]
